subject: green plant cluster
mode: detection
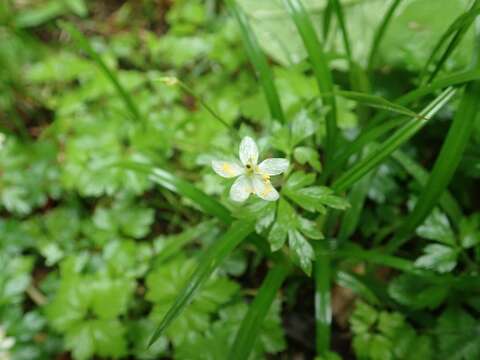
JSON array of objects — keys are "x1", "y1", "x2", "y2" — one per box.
[{"x1": 1, "y1": 0, "x2": 480, "y2": 359}]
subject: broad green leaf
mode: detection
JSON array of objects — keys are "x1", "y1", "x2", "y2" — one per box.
[{"x1": 65, "y1": 319, "x2": 127, "y2": 360}]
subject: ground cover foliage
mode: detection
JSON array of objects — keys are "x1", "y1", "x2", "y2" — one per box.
[{"x1": 1, "y1": 0, "x2": 480, "y2": 359}]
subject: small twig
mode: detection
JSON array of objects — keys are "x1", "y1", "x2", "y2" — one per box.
[{"x1": 26, "y1": 284, "x2": 48, "y2": 306}]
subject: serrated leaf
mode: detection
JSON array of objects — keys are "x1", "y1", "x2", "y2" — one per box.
[
  {"x1": 297, "y1": 216, "x2": 324, "y2": 240},
  {"x1": 288, "y1": 230, "x2": 314, "y2": 275},
  {"x1": 291, "y1": 110, "x2": 316, "y2": 146},
  {"x1": 268, "y1": 199, "x2": 296, "y2": 251},
  {"x1": 436, "y1": 307, "x2": 480, "y2": 360},
  {"x1": 65, "y1": 320, "x2": 127, "y2": 360},
  {"x1": 414, "y1": 244, "x2": 458, "y2": 273},
  {"x1": 285, "y1": 171, "x2": 316, "y2": 190},
  {"x1": 294, "y1": 146, "x2": 322, "y2": 172},
  {"x1": 460, "y1": 214, "x2": 480, "y2": 248},
  {"x1": 416, "y1": 209, "x2": 455, "y2": 245}
]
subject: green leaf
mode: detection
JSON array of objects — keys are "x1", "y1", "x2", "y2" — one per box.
[
  {"x1": 350, "y1": 301, "x2": 378, "y2": 334},
  {"x1": 147, "y1": 220, "x2": 254, "y2": 347},
  {"x1": 298, "y1": 216, "x2": 324, "y2": 240},
  {"x1": 416, "y1": 209, "x2": 455, "y2": 245},
  {"x1": 291, "y1": 111, "x2": 316, "y2": 146},
  {"x1": 285, "y1": 171, "x2": 316, "y2": 190},
  {"x1": 388, "y1": 274, "x2": 448, "y2": 310},
  {"x1": 65, "y1": 320, "x2": 127, "y2": 360},
  {"x1": 268, "y1": 199, "x2": 295, "y2": 251},
  {"x1": 436, "y1": 307, "x2": 480, "y2": 360},
  {"x1": 414, "y1": 244, "x2": 458, "y2": 273},
  {"x1": 288, "y1": 229, "x2": 314, "y2": 275},
  {"x1": 285, "y1": 185, "x2": 349, "y2": 213},
  {"x1": 460, "y1": 214, "x2": 480, "y2": 248},
  {"x1": 294, "y1": 146, "x2": 322, "y2": 171}
]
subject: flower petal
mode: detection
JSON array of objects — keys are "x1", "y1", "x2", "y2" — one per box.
[
  {"x1": 230, "y1": 175, "x2": 252, "y2": 202},
  {"x1": 212, "y1": 160, "x2": 244, "y2": 178},
  {"x1": 258, "y1": 158, "x2": 289, "y2": 176},
  {"x1": 239, "y1": 136, "x2": 259, "y2": 166},
  {"x1": 252, "y1": 175, "x2": 279, "y2": 201}
]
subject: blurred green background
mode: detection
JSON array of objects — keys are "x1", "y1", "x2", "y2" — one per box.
[{"x1": 1, "y1": 0, "x2": 480, "y2": 359}]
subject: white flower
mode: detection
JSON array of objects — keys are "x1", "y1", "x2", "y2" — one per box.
[{"x1": 212, "y1": 136, "x2": 289, "y2": 202}]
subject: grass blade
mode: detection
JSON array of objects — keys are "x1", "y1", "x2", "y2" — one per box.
[
  {"x1": 229, "y1": 263, "x2": 289, "y2": 360},
  {"x1": 59, "y1": 21, "x2": 144, "y2": 125},
  {"x1": 334, "y1": 90, "x2": 425, "y2": 119},
  {"x1": 420, "y1": 1, "x2": 480, "y2": 84},
  {"x1": 337, "y1": 170, "x2": 373, "y2": 242},
  {"x1": 225, "y1": 0, "x2": 285, "y2": 123},
  {"x1": 329, "y1": 0, "x2": 352, "y2": 64},
  {"x1": 315, "y1": 242, "x2": 332, "y2": 355},
  {"x1": 335, "y1": 270, "x2": 379, "y2": 305},
  {"x1": 367, "y1": 0, "x2": 404, "y2": 72},
  {"x1": 387, "y1": 82, "x2": 480, "y2": 252},
  {"x1": 396, "y1": 68, "x2": 480, "y2": 106},
  {"x1": 332, "y1": 87, "x2": 456, "y2": 193},
  {"x1": 284, "y1": 0, "x2": 337, "y2": 164},
  {"x1": 148, "y1": 220, "x2": 255, "y2": 347},
  {"x1": 335, "y1": 244, "x2": 480, "y2": 289},
  {"x1": 391, "y1": 150, "x2": 463, "y2": 226}
]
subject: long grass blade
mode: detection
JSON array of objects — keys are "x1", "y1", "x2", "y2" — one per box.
[
  {"x1": 329, "y1": 0, "x2": 352, "y2": 64},
  {"x1": 387, "y1": 82, "x2": 480, "y2": 252},
  {"x1": 419, "y1": 1, "x2": 480, "y2": 84},
  {"x1": 335, "y1": 244, "x2": 480, "y2": 289},
  {"x1": 367, "y1": 0, "x2": 404, "y2": 72},
  {"x1": 284, "y1": 0, "x2": 337, "y2": 164},
  {"x1": 391, "y1": 150, "x2": 463, "y2": 226},
  {"x1": 314, "y1": 242, "x2": 332, "y2": 355},
  {"x1": 337, "y1": 170, "x2": 373, "y2": 242},
  {"x1": 335, "y1": 270, "x2": 379, "y2": 305},
  {"x1": 335, "y1": 70, "x2": 480, "y2": 170},
  {"x1": 225, "y1": 0, "x2": 285, "y2": 123},
  {"x1": 229, "y1": 263, "x2": 289, "y2": 360},
  {"x1": 332, "y1": 87, "x2": 456, "y2": 193},
  {"x1": 148, "y1": 220, "x2": 255, "y2": 347},
  {"x1": 333, "y1": 90, "x2": 425, "y2": 119},
  {"x1": 59, "y1": 22, "x2": 145, "y2": 125}
]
